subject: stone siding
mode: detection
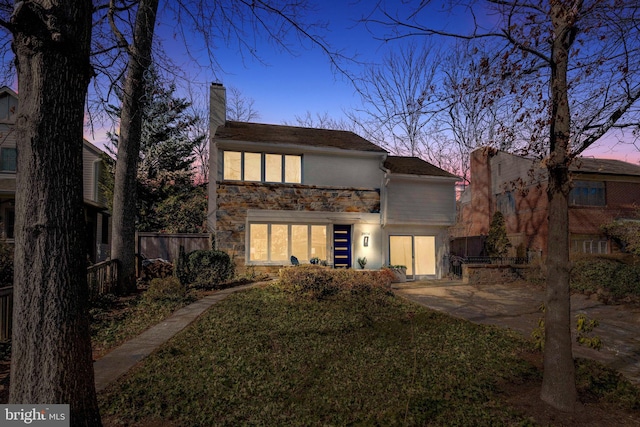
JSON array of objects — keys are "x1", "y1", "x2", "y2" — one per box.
[{"x1": 215, "y1": 181, "x2": 380, "y2": 269}]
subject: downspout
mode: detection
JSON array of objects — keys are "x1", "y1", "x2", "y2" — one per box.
[{"x1": 379, "y1": 163, "x2": 390, "y2": 228}]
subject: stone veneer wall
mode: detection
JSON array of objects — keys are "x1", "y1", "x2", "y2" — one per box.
[{"x1": 215, "y1": 181, "x2": 380, "y2": 270}]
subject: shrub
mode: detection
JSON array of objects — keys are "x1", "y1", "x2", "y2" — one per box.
[
  {"x1": 186, "y1": 249, "x2": 235, "y2": 289},
  {"x1": 144, "y1": 276, "x2": 188, "y2": 302},
  {"x1": 279, "y1": 265, "x2": 392, "y2": 300},
  {"x1": 571, "y1": 257, "x2": 640, "y2": 299}
]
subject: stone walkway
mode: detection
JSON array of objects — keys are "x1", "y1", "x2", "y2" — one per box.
[
  {"x1": 94, "y1": 282, "x2": 260, "y2": 392},
  {"x1": 393, "y1": 280, "x2": 640, "y2": 385}
]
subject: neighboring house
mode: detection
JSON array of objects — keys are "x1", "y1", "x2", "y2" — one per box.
[
  {"x1": 452, "y1": 147, "x2": 640, "y2": 257},
  {"x1": 207, "y1": 83, "x2": 459, "y2": 279},
  {"x1": 0, "y1": 86, "x2": 111, "y2": 263}
]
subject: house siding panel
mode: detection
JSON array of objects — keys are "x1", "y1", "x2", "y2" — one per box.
[
  {"x1": 386, "y1": 179, "x2": 456, "y2": 225},
  {"x1": 304, "y1": 153, "x2": 383, "y2": 188}
]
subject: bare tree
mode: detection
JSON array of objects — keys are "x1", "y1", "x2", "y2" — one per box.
[
  {"x1": 348, "y1": 41, "x2": 441, "y2": 158},
  {"x1": 227, "y1": 86, "x2": 260, "y2": 122},
  {"x1": 0, "y1": 0, "x2": 101, "y2": 424},
  {"x1": 435, "y1": 42, "x2": 517, "y2": 184},
  {"x1": 366, "y1": 0, "x2": 640, "y2": 412},
  {"x1": 286, "y1": 111, "x2": 356, "y2": 131}
]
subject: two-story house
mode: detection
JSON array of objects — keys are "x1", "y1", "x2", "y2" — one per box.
[
  {"x1": 453, "y1": 147, "x2": 640, "y2": 257},
  {"x1": 0, "y1": 86, "x2": 111, "y2": 262},
  {"x1": 207, "y1": 83, "x2": 459, "y2": 279}
]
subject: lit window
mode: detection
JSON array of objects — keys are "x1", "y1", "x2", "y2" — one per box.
[
  {"x1": 248, "y1": 224, "x2": 327, "y2": 263},
  {"x1": 250, "y1": 224, "x2": 268, "y2": 261},
  {"x1": 244, "y1": 152, "x2": 262, "y2": 181},
  {"x1": 291, "y1": 225, "x2": 308, "y2": 260},
  {"x1": 265, "y1": 154, "x2": 282, "y2": 182},
  {"x1": 285, "y1": 155, "x2": 301, "y2": 183},
  {"x1": 270, "y1": 224, "x2": 289, "y2": 261},
  {"x1": 223, "y1": 151, "x2": 241, "y2": 180},
  {"x1": 311, "y1": 225, "x2": 327, "y2": 260},
  {"x1": 222, "y1": 151, "x2": 302, "y2": 184}
]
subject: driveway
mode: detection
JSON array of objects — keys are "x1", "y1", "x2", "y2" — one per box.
[{"x1": 393, "y1": 280, "x2": 640, "y2": 386}]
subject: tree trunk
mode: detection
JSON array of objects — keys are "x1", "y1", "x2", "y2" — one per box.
[
  {"x1": 540, "y1": 1, "x2": 578, "y2": 412},
  {"x1": 110, "y1": 0, "x2": 160, "y2": 294},
  {"x1": 9, "y1": 1, "x2": 101, "y2": 425}
]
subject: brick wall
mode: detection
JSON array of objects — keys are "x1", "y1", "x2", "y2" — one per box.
[
  {"x1": 214, "y1": 181, "x2": 380, "y2": 269},
  {"x1": 462, "y1": 263, "x2": 534, "y2": 285}
]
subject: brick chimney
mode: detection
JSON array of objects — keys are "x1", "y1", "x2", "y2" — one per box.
[{"x1": 468, "y1": 147, "x2": 494, "y2": 236}]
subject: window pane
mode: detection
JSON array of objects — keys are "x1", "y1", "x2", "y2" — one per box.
[
  {"x1": 250, "y1": 224, "x2": 268, "y2": 261},
  {"x1": 223, "y1": 151, "x2": 241, "y2": 180},
  {"x1": 311, "y1": 225, "x2": 326, "y2": 260},
  {"x1": 291, "y1": 225, "x2": 308, "y2": 260},
  {"x1": 1, "y1": 148, "x2": 16, "y2": 172},
  {"x1": 244, "y1": 152, "x2": 262, "y2": 181},
  {"x1": 265, "y1": 154, "x2": 282, "y2": 182},
  {"x1": 285, "y1": 155, "x2": 301, "y2": 183},
  {"x1": 390, "y1": 236, "x2": 413, "y2": 276},
  {"x1": 414, "y1": 236, "x2": 436, "y2": 275},
  {"x1": 270, "y1": 224, "x2": 289, "y2": 261}
]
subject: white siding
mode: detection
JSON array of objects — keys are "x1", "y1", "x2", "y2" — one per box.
[
  {"x1": 303, "y1": 152, "x2": 383, "y2": 188},
  {"x1": 386, "y1": 177, "x2": 456, "y2": 225},
  {"x1": 82, "y1": 145, "x2": 101, "y2": 202}
]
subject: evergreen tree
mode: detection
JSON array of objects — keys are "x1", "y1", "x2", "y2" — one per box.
[
  {"x1": 485, "y1": 211, "x2": 511, "y2": 257},
  {"x1": 106, "y1": 69, "x2": 207, "y2": 233}
]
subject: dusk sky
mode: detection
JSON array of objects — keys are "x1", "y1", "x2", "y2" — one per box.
[{"x1": 85, "y1": 0, "x2": 640, "y2": 165}]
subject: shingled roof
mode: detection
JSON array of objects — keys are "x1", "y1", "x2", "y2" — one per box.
[
  {"x1": 384, "y1": 156, "x2": 458, "y2": 178},
  {"x1": 215, "y1": 121, "x2": 387, "y2": 153},
  {"x1": 572, "y1": 157, "x2": 640, "y2": 177}
]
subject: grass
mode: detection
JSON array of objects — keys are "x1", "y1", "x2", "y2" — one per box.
[
  {"x1": 99, "y1": 283, "x2": 547, "y2": 426},
  {"x1": 90, "y1": 283, "x2": 197, "y2": 358}
]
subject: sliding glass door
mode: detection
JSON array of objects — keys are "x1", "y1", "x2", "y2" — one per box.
[{"x1": 389, "y1": 235, "x2": 436, "y2": 279}]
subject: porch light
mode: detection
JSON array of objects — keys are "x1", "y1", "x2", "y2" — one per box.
[{"x1": 363, "y1": 232, "x2": 370, "y2": 247}]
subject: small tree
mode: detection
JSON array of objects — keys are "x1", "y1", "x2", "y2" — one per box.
[{"x1": 485, "y1": 211, "x2": 510, "y2": 257}]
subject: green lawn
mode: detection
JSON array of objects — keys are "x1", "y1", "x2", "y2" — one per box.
[{"x1": 99, "y1": 283, "x2": 543, "y2": 426}]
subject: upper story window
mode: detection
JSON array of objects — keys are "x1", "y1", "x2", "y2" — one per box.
[
  {"x1": 222, "y1": 151, "x2": 301, "y2": 183},
  {"x1": 569, "y1": 181, "x2": 605, "y2": 206},
  {"x1": 496, "y1": 191, "x2": 515, "y2": 215},
  {"x1": 0, "y1": 147, "x2": 16, "y2": 172}
]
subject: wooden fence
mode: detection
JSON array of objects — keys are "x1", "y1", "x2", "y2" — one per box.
[
  {"x1": 0, "y1": 286, "x2": 11, "y2": 341},
  {"x1": 136, "y1": 232, "x2": 211, "y2": 263},
  {"x1": 0, "y1": 259, "x2": 120, "y2": 341},
  {"x1": 87, "y1": 259, "x2": 119, "y2": 300}
]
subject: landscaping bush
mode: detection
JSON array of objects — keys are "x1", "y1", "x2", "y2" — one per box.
[
  {"x1": 279, "y1": 265, "x2": 393, "y2": 300},
  {"x1": 185, "y1": 249, "x2": 235, "y2": 289},
  {"x1": 144, "y1": 276, "x2": 188, "y2": 302},
  {"x1": 571, "y1": 256, "x2": 640, "y2": 300}
]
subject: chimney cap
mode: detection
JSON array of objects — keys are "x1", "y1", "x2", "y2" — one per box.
[{"x1": 211, "y1": 82, "x2": 223, "y2": 87}]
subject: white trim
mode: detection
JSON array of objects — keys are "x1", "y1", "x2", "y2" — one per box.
[{"x1": 247, "y1": 209, "x2": 380, "y2": 224}]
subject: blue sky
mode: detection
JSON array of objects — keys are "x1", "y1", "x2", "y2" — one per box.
[{"x1": 86, "y1": 0, "x2": 640, "y2": 164}]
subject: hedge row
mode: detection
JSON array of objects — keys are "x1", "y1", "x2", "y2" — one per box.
[
  {"x1": 571, "y1": 257, "x2": 640, "y2": 299},
  {"x1": 279, "y1": 265, "x2": 395, "y2": 300}
]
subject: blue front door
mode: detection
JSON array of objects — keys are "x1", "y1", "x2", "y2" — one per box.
[{"x1": 333, "y1": 225, "x2": 352, "y2": 268}]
